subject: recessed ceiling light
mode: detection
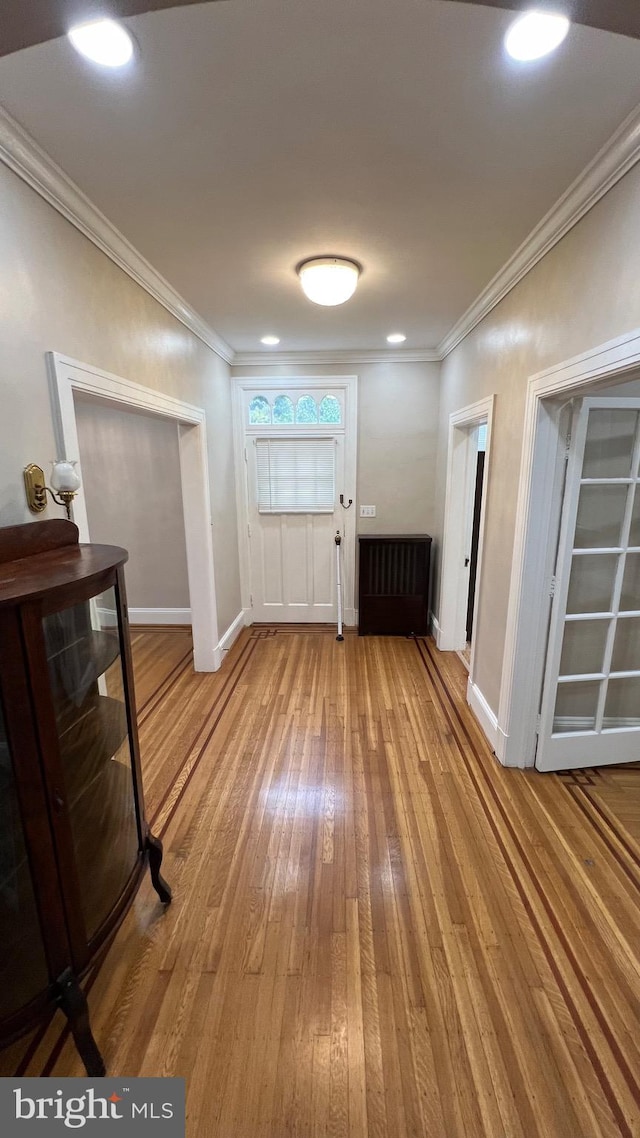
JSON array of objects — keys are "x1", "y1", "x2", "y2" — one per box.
[
  {"x1": 387, "y1": 333, "x2": 406, "y2": 344},
  {"x1": 297, "y1": 257, "x2": 361, "y2": 306},
  {"x1": 260, "y1": 336, "x2": 280, "y2": 346},
  {"x1": 505, "y1": 10, "x2": 570, "y2": 61},
  {"x1": 68, "y1": 19, "x2": 134, "y2": 68}
]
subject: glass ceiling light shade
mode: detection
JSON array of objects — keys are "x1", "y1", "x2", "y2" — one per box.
[
  {"x1": 505, "y1": 11, "x2": 570, "y2": 61},
  {"x1": 297, "y1": 257, "x2": 361, "y2": 306},
  {"x1": 68, "y1": 19, "x2": 134, "y2": 67}
]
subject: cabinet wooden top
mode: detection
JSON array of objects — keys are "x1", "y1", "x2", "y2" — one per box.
[{"x1": 0, "y1": 520, "x2": 127, "y2": 607}]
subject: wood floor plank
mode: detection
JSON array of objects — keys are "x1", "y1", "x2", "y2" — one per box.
[{"x1": 3, "y1": 628, "x2": 640, "y2": 1138}]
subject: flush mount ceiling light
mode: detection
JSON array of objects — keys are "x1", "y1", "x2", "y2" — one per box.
[
  {"x1": 68, "y1": 19, "x2": 134, "y2": 67},
  {"x1": 297, "y1": 257, "x2": 361, "y2": 307},
  {"x1": 261, "y1": 335, "x2": 280, "y2": 346},
  {"x1": 387, "y1": 333, "x2": 406, "y2": 344},
  {"x1": 505, "y1": 10, "x2": 570, "y2": 61}
]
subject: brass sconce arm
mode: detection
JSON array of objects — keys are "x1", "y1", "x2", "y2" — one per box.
[{"x1": 44, "y1": 485, "x2": 78, "y2": 520}]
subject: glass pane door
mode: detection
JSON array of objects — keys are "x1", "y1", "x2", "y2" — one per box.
[
  {"x1": 0, "y1": 698, "x2": 49, "y2": 1018},
  {"x1": 537, "y1": 400, "x2": 640, "y2": 771},
  {"x1": 43, "y1": 587, "x2": 140, "y2": 939}
]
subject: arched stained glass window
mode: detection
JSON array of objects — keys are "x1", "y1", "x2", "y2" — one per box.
[
  {"x1": 296, "y1": 396, "x2": 318, "y2": 424},
  {"x1": 249, "y1": 395, "x2": 271, "y2": 425},
  {"x1": 273, "y1": 395, "x2": 294, "y2": 424},
  {"x1": 319, "y1": 395, "x2": 341, "y2": 424}
]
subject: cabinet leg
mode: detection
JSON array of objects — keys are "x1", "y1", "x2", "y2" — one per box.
[
  {"x1": 56, "y1": 968, "x2": 106, "y2": 1077},
  {"x1": 146, "y1": 831, "x2": 172, "y2": 904}
]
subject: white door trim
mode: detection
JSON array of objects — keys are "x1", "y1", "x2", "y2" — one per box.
[
  {"x1": 47, "y1": 351, "x2": 220, "y2": 671},
  {"x1": 232, "y1": 375, "x2": 358, "y2": 625},
  {"x1": 438, "y1": 396, "x2": 494, "y2": 689},
  {"x1": 498, "y1": 326, "x2": 640, "y2": 767}
]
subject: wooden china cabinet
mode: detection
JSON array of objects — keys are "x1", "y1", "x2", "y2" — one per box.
[{"x1": 0, "y1": 520, "x2": 171, "y2": 1075}]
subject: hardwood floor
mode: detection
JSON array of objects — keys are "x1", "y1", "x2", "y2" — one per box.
[{"x1": 3, "y1": 627, "x2": 640, "y2": 1137}]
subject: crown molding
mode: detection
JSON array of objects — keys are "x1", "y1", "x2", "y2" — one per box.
[
  {"x1": 438, "y1": 101, "x2": 640, "y2": 359},
  {"x1": 4, "y1": 94, "x2": 640, "y2": 371},
  {"x1": 0, "y1": 106, "x2": 235, "y2": 364},
  {"x1": 232, "y1": 347, "x2": 442, "y2": 368}
]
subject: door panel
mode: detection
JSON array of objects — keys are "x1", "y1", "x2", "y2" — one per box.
[
  {"x1": 282, "y1": 516, "x2": 309, "y2": 605},
  {"x1": 259, "y1": 517, "x2": 284, "y2": 606},
  {"x1": 313, "y1": 524, "x2": 334, "y2": 606},
  {"x1": 536, "y1": 397, "x2": 640, "y2": 771}
]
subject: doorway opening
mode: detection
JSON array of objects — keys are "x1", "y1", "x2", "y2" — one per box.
[
  {"x1": 74, "y1": 394, "x2": 190, "y2": 628},
  {"x1": 535, "y1": 393, "x2": 640, "y2": 771},
  {"x1": 462, "y1": 421, "x2": 487, "y2": 667},
  {"x1": 498, "y1": 328, "x2": 640, "y2": 768},
  {"x1": 437, "y1": 397, "x2": 494, "y2": 682},
  {"x1": 48, "y1": 352, "x2": 221, "y2": 671},
  {"x1": 233, "y1": 376, "x2": 358, "y2": 626}
]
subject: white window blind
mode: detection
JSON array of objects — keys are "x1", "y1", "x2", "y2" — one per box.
[{"x1": 256, "y1": 438, "x2": 336, "y2": 513}]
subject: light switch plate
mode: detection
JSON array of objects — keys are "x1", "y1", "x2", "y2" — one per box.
[{"x1": 360, "y1": 505, "x2": 376, "y2": 517}]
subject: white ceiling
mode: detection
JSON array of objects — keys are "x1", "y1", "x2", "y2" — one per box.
[{"x1": 1, "y1": 0, "x2": 640, "y2": 353}]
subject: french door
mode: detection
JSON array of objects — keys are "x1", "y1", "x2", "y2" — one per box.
[{"x1": 536, "y1": 398, "x2": 640, "y2": 771}]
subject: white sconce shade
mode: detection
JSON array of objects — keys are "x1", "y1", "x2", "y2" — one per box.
[
  {"x1": 50, "y1": 460, "x2": 81, "y2": 494},
  {"x1": 297, "y1": 258, "x2": 361, "y2": 306}
]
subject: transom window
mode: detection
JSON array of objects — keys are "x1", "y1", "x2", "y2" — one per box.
[{"x1": 249, "y1": 393, "x2": 342, "y2": 426}]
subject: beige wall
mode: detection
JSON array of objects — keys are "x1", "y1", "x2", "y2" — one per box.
[
  {"x1": 231, "y1": 362, "x2": 442, "y2": 536},
  {"x1": 74, "y1": 396, "x2": 189, "y2": 610},
  {"x1": 434, "y1": 162, "x2": 640, "y2": 714},
  {"x1": 0, "y1": 162, "x2": 241, "y2": 635}
]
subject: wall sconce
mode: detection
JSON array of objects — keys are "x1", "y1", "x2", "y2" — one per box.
[{"x1": 24, "y1": 461, "x2": 82, "y2": 520}]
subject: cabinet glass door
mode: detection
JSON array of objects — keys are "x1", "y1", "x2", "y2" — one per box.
[
  {"x1": 0, "y1": 698, "x2": 49, "y2": 1018},
  {"x1": 43, "y1": 586, "x2": 140, "y2": 940}
]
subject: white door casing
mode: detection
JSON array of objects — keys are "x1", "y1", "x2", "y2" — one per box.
[
  {"x1": 498, "y1": 326, "x2": 640, "y2": 768},
  {"x1": 47, "y1": 352, "x2": 220, "y2": 671},
  {"x1": 437, "y1": 396, "x2": 494, "y2": 675},
  {"x1": 233, "y1": 376, "x2": 358, "y2": 626},
  {"x1": 536, "y1": 397, "x2": 640, "y2": 770}
]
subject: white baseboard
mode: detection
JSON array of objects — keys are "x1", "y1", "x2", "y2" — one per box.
[
  {"x1": 467, "y1": 678, "x2": 499, "y2": 754},
  {"x1": 214, "y1": 609, "x2": 246, "y2": 667},
  {"x1": 128, "y1": 607, "x2": 192, "y2": 626},
  {"x1": 436, "y1": 626, "x2": 462, "y2": 651},
  {"x1": 431, "y1": 612, "x2": 459, "y2": 651},
  {"x1": 96, "y1": 605, "x2": 117, "y2": 627}
]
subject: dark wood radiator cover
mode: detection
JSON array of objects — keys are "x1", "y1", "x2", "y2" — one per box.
[{"x1": 358, "y1": 535, "x2": 432, "y2": 636}]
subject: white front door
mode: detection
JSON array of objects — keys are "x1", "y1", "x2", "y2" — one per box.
[
  {"x1": 536, "y1": 398, "x2": 640, "y2": 770},
  {"x1": 238, "y1": 383, "x2": 356, "y2": 624}
]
